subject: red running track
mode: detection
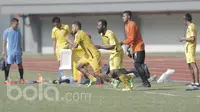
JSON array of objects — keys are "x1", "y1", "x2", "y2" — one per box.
[{"x1": 10, "y1": 56, "x2": 200, "y2": 81}]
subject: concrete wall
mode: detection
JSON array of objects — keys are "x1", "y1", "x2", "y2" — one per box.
[
  {"x1": 36, "y1": 13, "x2": 200, "y2": 54},
  {"x1": 140, "y1": 13, "x2": 200, "y2": 52},
  {"x1": 40, "y1": 15, "x2": 125, "y2": 54},
  {"x1": 1, "y1": 0, "x2": 200, "y2": 14},
  {"x1": 24, "y1": 16, "x2": 42, "y2": 53},
  {"x1": 0, "y1": 13, "x2": 11, "y2": 53}
]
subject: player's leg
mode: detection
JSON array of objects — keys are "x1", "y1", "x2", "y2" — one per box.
[
  {"x1": 72, "y1": 51, "x2": 79, "y2": 81},
  {"x1": 4, "y1": 64, "x2": 11, "y2": 83},
  {"x1": 119, "y1": 50, "x2": 134, "y2": 87},
  {"x1": 4, "y1": 55, "x2": 14, "y2": 84},
  {"x1": 76, "y1": 57, "x2": 96, "y2": 86},
  {"x1": 109, "y1": 51, "x2": 133, "y2": 89},
  {"x1": 188, "y1": 54, "x2": 200, "y2": 86},
  {"x1": 56, "y1": 49, "x2": 62, "y2": 79},
  {"x1": 134, "y1": 50, "x2": 151, "y2": 87},
  {"x1": 186, "y1": 51, "x2": 198, "y2": 86},
  {"x1": 56, "y1": 51, "x2": 61, "y2": 65},
  {"x1": 190, "y1": 51, "x2": 199, "y2": 86},
  {"x1": 16, "y1": 55, "x2": 25, "y2": 83},
  {"x1": 72, "y1": 48, "x2": 85, "y2": 81},
  {"x1": 113, "y1": 69, "x2": 132, "y2": 90},
  {"x1": 190, "y1": 62, "x2": 199, "y2": 86},
  {"x1": 90, "y1": 53, "x2": 119, "y2": 88},
  {"x1": 188, "y1": 63, "x2": 195, "y2": 85}
]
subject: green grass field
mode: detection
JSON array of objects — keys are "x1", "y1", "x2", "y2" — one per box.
[{"x1": 0, "y1": 70, "x2": 200, "y2": 112}]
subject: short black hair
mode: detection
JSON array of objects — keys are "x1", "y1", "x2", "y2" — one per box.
[
  {"x1": 98, "y1": 19, "x2": 107, "y2": 28},
  {"x1": 72, "y1": 21, "x2": 81, "y2": 29},
  {"x1": 11, "y1": 18, "x2": 19, "y2": 23},
  {"x1": 123, "y1": 10, "x2": 132, "y2": 18},
  {"x1": 52, "y1": 16, "x2": 61, "y2": 23},
  {"x1": 184, "y1": 13, "x2": 192, "y2": 22}
]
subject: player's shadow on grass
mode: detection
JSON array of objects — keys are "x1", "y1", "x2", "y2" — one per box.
[{"x1": 137, "y1": 88, "x2": 177, "y2": 91}]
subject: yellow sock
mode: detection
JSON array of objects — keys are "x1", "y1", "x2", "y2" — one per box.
[
  {"x1": 110, "y1": 78, "x2": 114, "y2": 82},
  {"x1": 88, "y1": 74, "x2": 95, "y2": 80},
  {"x1": 119, "y1": 75, "x2": 131, "y2": 88},
  {"x1": 125, "y1": 75, "x2": 131, "y2": 80}
]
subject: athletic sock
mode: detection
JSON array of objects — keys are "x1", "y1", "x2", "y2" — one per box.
[
  {"x1": 125, "y1": 75, "x2": 131, "y2": 80},
  {"x1": 19, "y1": 68, "x2": 24, "y2": 79},
  {"x1": 4, "y1": 69, "x2": 9, "y2": 81},
  {"x1": 88, "y1": 74, "x2": 95, "y2": 80},
  {"x1": 119, "y1": 75, "x2": 130, "y2": 88}
]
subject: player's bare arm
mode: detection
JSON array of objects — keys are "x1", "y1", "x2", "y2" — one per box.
[
  {"x1": 52, "y1": 38, "x2": 57, "y2": 55},
  {"x1": 95, "y1": 45, "x2": 115, "y2": 50},
  {"x1": 2, "y1": 40, "x2": 7, "y2": 57},
  {"x1": 179, "y1": 36, "x2": 195, "y2": 42},
  {"x1": 66, "y1": 35, "x2": 78, "y2": 48}
]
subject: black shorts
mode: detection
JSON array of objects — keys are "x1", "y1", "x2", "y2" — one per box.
[{"x1": 133, "y1": 50, "x2": 145, "y2": 64}]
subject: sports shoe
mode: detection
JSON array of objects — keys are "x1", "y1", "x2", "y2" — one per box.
[
  {"x1": 195, "y1": 83, "x2": 200, "y2": 87},
  {"x1": 87, "y1": 78, "x2": 97, "y2": 87},
  {"x1": 187, "y1": 83, "x2": 197, "y2": 88},
  {"x1": 142, "y1": 81, "x2": 151, "y2": 88},
  {"x1": 122, "y1": 88, "x2": 133, "y2": 92},
  {"x1": 4, "y1": 80, "x2": 17, "y2": 84},
  {"x1": 129, "y1": 75, "x2": 134, "y2": 88},
  {"x1": 19, "y1": 79, "x2": 25, "y2": 84},
  {"x1": 112, "y1": 79, "x2": 120, "y2": 88}
]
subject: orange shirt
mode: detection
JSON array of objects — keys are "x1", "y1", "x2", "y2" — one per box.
[{"x1": 123, "y1": 21, "x2": 144, "y2": 52}]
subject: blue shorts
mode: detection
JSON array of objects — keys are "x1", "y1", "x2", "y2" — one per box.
[{"x1": 6, "y1": 55, "x2": 22, "y2": 64}]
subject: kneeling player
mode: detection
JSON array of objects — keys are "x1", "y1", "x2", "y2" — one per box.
[
  {"x1": 66, "y1": 21, "x2": 119, "y2": 87},
  {"x1": 95, "y1": 19, "x2": 133, "y2": 91}
]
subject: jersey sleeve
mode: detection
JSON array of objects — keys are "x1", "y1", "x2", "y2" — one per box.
[
  {"x1": 189, "y1": 25, "x2": 195, "y2": 37},
  {"x1": 74, "y1": 33, "x2": 82, "y2": 45},
  {"x1": 64, "y1": 25, "x2": 72, "y2": 34},
  {"x1": 107, "y1": 32, "x2": 116, "y2": 46},
  {"x1": 51, "y1": 29, "x2": 56, "y2": 39},
  {"x1": 3, "y1": 30, "x2": 8, "y2": 41},
  {"x1": 123, "y1": 22, "x2": 136, "y2": 44}
]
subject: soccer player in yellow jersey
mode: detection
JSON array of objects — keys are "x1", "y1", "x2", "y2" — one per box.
[
  {"x1": 95, "y1": 19, "x2": 133, "y2": 91},
  {"x1": 51, "y1": 17, "x2": 84, "y2": 81},
  {"x1": 179, "y1": 13, "x2": 200, "y2": 87},
  {"x1": 51, "y1": 17, "x2": 72, "y2": 61},
  {"x1": 66, "y1": 21, "x2": 119, "y2": 87}
]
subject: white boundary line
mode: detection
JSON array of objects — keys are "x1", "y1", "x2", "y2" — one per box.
[{"x1": 145, "y1": 91, "x2": 180, "y2": 97}]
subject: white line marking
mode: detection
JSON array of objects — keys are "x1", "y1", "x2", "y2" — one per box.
[{"x1": 145, "y1": 91, "x2": 180, "y2": 96}]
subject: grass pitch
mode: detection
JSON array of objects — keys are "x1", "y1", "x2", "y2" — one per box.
[{"x1": 0, "y1": 70, "x2": 200, "y2": 112}]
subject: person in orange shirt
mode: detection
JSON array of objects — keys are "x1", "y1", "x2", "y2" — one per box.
[{"x1": 120, "y1": 10, "x2": 151, "y2": 87}]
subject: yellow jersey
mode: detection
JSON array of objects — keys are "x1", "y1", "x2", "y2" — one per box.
[
  {"x1": 74, "y1": 30, "x2": 100, "y2": 59},
  {"x1": 101, "y1": 30, "x2": 123, "y2": 54},
  {"x1": 185, "y1": 23, "x2": 197, "y2": 52},
  {"x1": 51, "y1": 24, "x2": 71, "y2": 49}
]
